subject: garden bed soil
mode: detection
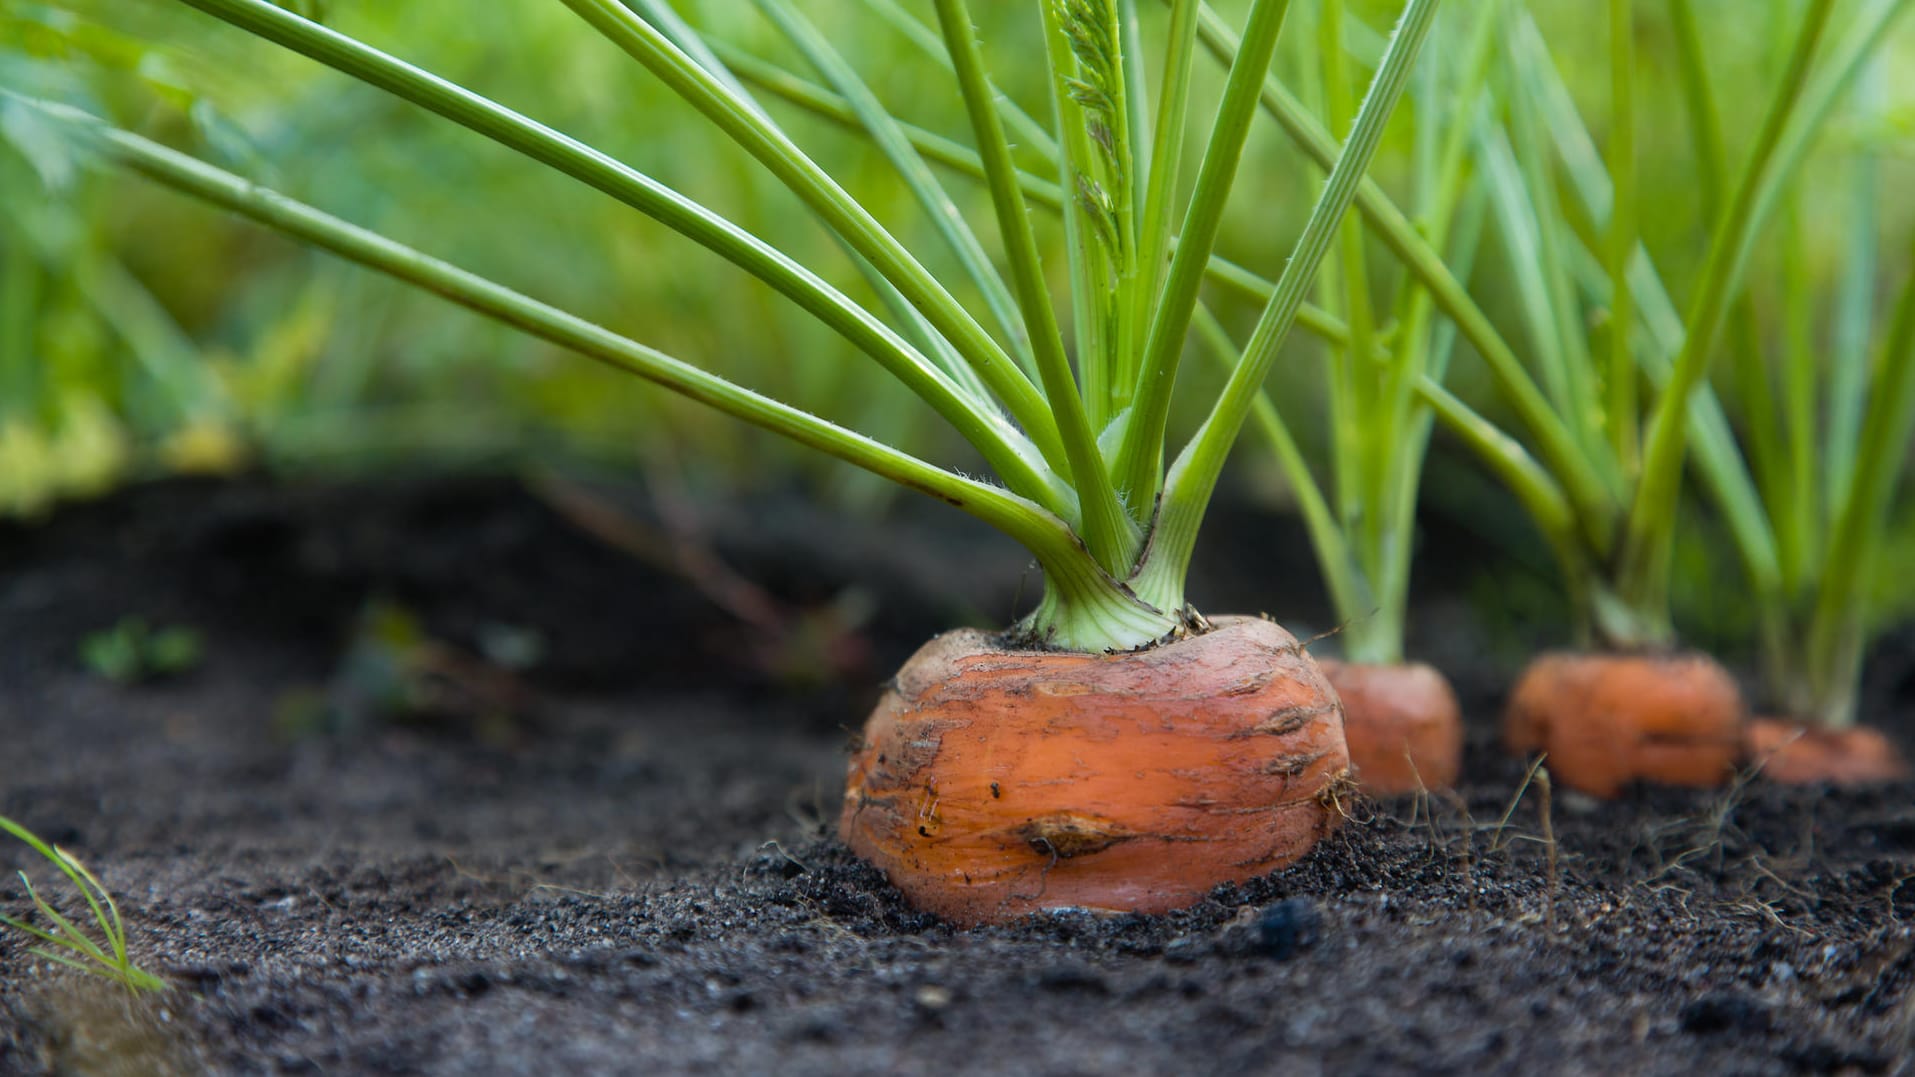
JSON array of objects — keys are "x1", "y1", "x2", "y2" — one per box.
[{"x1": 2, "y1": 476, "x2": 1913, "y2": 1075}]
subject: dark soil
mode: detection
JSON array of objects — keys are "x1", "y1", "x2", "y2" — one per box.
[{"x1": 2, "y1": 476, "x2": 1912, "y2": 1076}]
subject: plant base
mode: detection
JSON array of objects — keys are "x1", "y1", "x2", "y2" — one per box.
[
  {"x1": 1504, "y1": 652, "x2": 1744, "y2": 798},
  {"x1": 1746, "y1": 719, "x2": 1910, "y2": 785},
  {"x1": 840, "y1": 616, "x2": 1350, "y2": 926},
  {"x1": 1317, "y1": 659, "x2": 1463, "y2": 794}
]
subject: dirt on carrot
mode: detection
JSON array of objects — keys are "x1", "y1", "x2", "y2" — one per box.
[
  {"x1": 1504, "y1": 652, "x2": 1745, "y2": 799},
  {"x1": 1317, "y1": 658, "x2": 1463, "y2": 795},
  {"x1": 1746, "y1": 718, "x2": 1910, "y2": 785},
  {"x1": 840, "y1": 616, "x2": 1351, "y2": 925}
]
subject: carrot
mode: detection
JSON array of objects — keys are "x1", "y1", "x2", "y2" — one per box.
[
  {"x1": 1316, "y1": 659, "x2": 1463, "y2": 795},
  {"x1": 840, "y1": 617, "x2": 1351, "y2": 926},
  {"x1": 1745, "y1": 719, "x2": 1909, "y2": 786},
  {"x1": 1504, "y1": 652, "x2": 1744, "y2": 799}
]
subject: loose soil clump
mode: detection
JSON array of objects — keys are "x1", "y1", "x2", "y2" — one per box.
[{"x1": 2, "y1": 478, "x2": 1912, "y2": 1075}]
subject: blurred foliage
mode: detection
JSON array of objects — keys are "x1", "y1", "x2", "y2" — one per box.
[
  {"x1": 2, "y1": 0, "x2": 1913, "y2": 647},
  {"x1": 78, "y1": 616, "x2": 202, "y2": 683}
]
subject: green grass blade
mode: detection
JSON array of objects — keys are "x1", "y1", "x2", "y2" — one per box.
[
  {"x1": 1, "y1": 908, "x2": 87, "y2": 953},
  {"x1": 0, "y1": 820, "x2": 114, "y2": 961},
  {"x1": 18, "y1": 875, "x2": 112, "y2": 965}
]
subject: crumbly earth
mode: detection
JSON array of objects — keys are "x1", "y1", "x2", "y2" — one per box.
[{"x1": 2, "y1": 477, "x2": 1911, "y2": 1076}]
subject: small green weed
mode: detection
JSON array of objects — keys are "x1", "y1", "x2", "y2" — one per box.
[
  {"x1": 0, "y1": 815, "x2": 167, "y2": 993},
  {"x1": 79, "y1": 619, "x2": 203, "y2": 685}
]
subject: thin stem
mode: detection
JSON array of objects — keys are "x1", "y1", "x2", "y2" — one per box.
[
  {"x1": 858, "y1": 0, "x2": 1063, "y2": 163},
  {"x1": 1518, "y1": 7, "x2": 1784, "y2": 615},
  {"x1": 937, "y1": 0, "x2": 1140, "y2": 574},
  {"x1": 711, "y1": 44, "x2": 1356, "y2": 351},
  {"x1": 632, "y1": 0, "x2": 1003, "y2": 408},
  {"x1": 753, "y1": 0, "x2": 1031, "y2": 364},
  {"x1": 1618, "y1": 0, "x2": 1838, "y2": 631},
  {"x1": 710, "y1": 41, "x2": 1064, "y2": 205},
  {"x1": 165, "y1": 0, "x2": 1062, "y2": 510},
  {"x1": 1417, "y1": 379, "x2": 1586, "y2": 609},
  {"x1": 1126, "y1": 0, "x2": 1200, "y2": 398},
  {"x1": 1195, "y1": 307, "x2": 1375, "y2": 658},
  {"x1": 1187, "y1": 0, "x2": 1619, "y2": 546},
  {"x1": 1825, "y1": 61, "x2": 1883, "y2": 520},
  {"x1": 1666, "y1": 0, "x2": 1724, "y2": 207},
  {"x1": 1040, "y1": 0, "x2": 1129, "y2": 429},
  {"x1": 1112, "y1": 0, "x2": 1295, "y2": 521},
  {"x1": 1134, "y1": 0, "x2": 1441, "y2": 611},
  {"x1": 555, "y1": 0, "x2": 1068, "y2": 471},
  {"x1": 1318, "y1": 0, "x2": 1385, "y2": 575},
  {"x1": 1605, "y1": 0, "x2": 1638, "y2": 473},
  {"x1": 1807, "y1": 248, "x2": 1915, "y2": 729},
  {"x1": 24, "y1": 97, "x2": 1116, "y2": 588}
]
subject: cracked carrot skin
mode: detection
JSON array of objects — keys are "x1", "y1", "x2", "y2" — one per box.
[
  {"x1": 1746, "y1": 719, "x2": 1909, "y2": 786},
  {"x1": 1318, "y1": 659, "x2": 1463, "y2": 795},
  {"x1": 840, "y1": 616, "x2": 1350, "y2": 926},
  {"x1": 1504, "y1": 652, "x2": 1745, "y2": 799}
]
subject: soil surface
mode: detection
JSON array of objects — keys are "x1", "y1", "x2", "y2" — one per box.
[{"x1": 2, "y1": 476, "x2": 1913, "y2": 1076}]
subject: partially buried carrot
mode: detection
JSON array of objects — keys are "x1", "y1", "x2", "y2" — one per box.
[
  {"x1": 1317, "y1": 659, "x2": 1463, "y2": 795},
  {"x1": 1504, "y1": 652, "x2": 1745, "y2": 798},
  {"x1": 1745, "y1": 719, "x2": 1909, "y2": 786},
  {"x1": 841, "y1": 617, "x2": 1351, "y2": 926}
]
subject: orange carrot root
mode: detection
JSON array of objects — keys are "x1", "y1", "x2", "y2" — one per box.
[
  {"x1": 1318, "y1": 659, "x2": 1463, "y2": 795},
  {"x1": 840, "y1": 616, "x2": 1350, "y2": 925},
  {"x1": 1503, "y1": 651, "x2": 1744, "y2": 799},
  {"x1": 1746, "y1": 719, "x2": 1910, "y2": 786}
]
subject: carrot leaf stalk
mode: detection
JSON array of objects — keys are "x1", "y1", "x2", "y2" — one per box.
[{"x1": 24, "y1": 0, "x2": 1441, "y2": 655}]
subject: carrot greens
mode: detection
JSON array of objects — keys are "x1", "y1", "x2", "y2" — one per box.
[
  {"x1": 1346, "y1": 0, "x2": 1907, "y2": 655},
  {"x1": 14, "y1": 0, "x2": 1441, "y2": 652}
]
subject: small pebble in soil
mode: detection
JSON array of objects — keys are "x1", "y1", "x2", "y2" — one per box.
[{"x1": 1254, "y1": 897, "x2": 1322, "y2": 961}]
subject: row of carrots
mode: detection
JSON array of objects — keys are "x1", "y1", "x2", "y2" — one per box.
[{"x1": 842, "y1": 620, "x2": 1907, "y2": 926}]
